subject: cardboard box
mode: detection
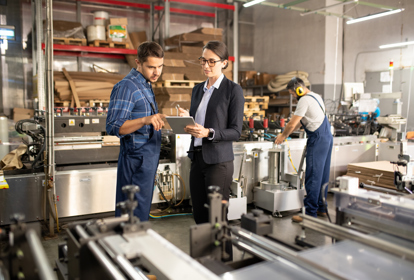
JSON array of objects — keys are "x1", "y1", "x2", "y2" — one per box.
[
  {"x1": 161, "y1": 73, "x2": 185, "y2": 81},
  {"x1": 109, "y1": 18, "x2": 128, "y2": 25},
  {"x1": 164, "y1": 59, "x2": 186, "y2": 67},
  {"x1": 13, "y1": 108, "x2": 34, "y2": 122},
  {"x1": 239, "y1": 70, "x2": 257, "y2": 86},
  {"x1": 129, "y1": 31, "x2": 147, "y2": 48},
  {"x1": 108, "y1": 25, "x2": 127, "y2": 42}
]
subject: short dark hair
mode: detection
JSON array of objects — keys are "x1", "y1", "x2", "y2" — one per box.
[
  {"x1": 137, "y1": 41, "x2": 164, "y2": 64},
  {"x1": 286, "y1": 77, "x2": 305, "y2": 91},
  {"x1": 202, "y1": 41, "x2": 229, "y2": 69}
]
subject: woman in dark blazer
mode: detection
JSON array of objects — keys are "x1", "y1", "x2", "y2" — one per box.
[{"x1": 178, "y1": 41, "x2": 245, "y2": 224}]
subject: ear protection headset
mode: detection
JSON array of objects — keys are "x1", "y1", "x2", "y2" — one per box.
[{"x1": 291, "y1": 77, "x2": 305, "y2": 96}]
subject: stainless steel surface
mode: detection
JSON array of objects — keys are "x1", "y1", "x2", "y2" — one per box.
[
  {"x1": 230, "y1": 227, "x2": 345, "y2": 280},
  {"x1": 330, "y1": 139, "x2": 378, "y2": 180},
  {"x1": 333, "y1": 188, "x2": 414, "y2": 242},
  {"x1": 301, "y1": 215, "x2": 414, "y2": 262},
  {"x1": 268, "y1": 149, "x2": 280, "y2": 184},
  {"x1": 55, "y1": 168, "x2": 117, "y2": 218},
  {"x1": 254, "y1": 187, "x2": 304, "y2": 213},
  {"x1": 76, "y1": 226, "x2": 126, "y2": 280},
  {"x1": 378, "y1": 141, "x2": 414, "y2": 161},
  {"x1": 103, "y1": 229, "x2": 221, "y2": 280},
  {"x1": 301, "y1": 240, "x2": 414, "y2": 280},
  {"x1": 0, "y1": 173, "x2": 44, "y2": 225},
  {"x1": 54, "y1": 146, "x2": 119, "y2": 165},
  {"x1": 173, "y1": 134, "x2": 192, "y2": 201},
  {"x1": 220, "y1": 259, "x2": 322, "y2": 280},
  {"x1": 26, "y1": 229, "x2": 58, "y2": 280}
]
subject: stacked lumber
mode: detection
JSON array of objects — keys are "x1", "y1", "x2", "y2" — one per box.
[
  {"x1": 244, "y1": 96, "x2": 269, "y2": 119},
  {"x1": 153, "y1": 80, "x2": 203, "y2": 115},
  {"x1": 163, "y1": 28, "x2": 233, "y2": 81},
  {"x1": 345, "y1": 161, "x2": 396, "y2": 190},
  {"x1": 54, "y1": 70, "x2": 123, "y2": 107}
]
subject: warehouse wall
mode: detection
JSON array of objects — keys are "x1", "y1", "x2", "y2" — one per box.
[
  {"x1": 251, "y1": 0, "x2": 343, "y2": 110},
  {"x1": 343, "y1": 0, "x2": 413, "y2": 129}
]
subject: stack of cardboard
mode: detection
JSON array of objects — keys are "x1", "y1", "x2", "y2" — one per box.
[
  {"x1": 54, "y1": 70, "x2": 123, "y2": 107},
  {"x1": 346, "y1": 161, "x2": 396, "y2": 190},
  {"x1": 125, "y1": 31, "x2": 148, "y2": 68},
  {"x1": 163, "y1": 28, "x2": 233, "y2": 81},
  {"x1": 153, "y1": 80, "x2": 203, "y2": 115}
]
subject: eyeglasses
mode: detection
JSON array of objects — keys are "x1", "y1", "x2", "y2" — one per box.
[{"x1": 198, "y1": 57, "x2": 222, "y2": 67}]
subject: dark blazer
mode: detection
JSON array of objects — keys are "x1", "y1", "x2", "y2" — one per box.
[{"x1": 188, "y1": 76, "x2": 245, "y2": 164}]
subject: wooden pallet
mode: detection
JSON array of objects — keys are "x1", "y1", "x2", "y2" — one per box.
[
  {"x1": 244, "y1": 110, "x2": 266, "y2": 119},
  {"x1": 244, "y1": 96, "x2": 270, "y2": 103},
  {"x1": 89, "y1": 40, "x2": 129, "y2": 49},
  {"x1": 54, "y1": 37, "x2": 87, "y2": 46},
  {"x1": 153, "y1": 80, "x2": 203, "y2": 88},
  {"x1": 244, "y1": 102, "x2": 269, "y2": 110},
  {"x1": 90, "y1": 100, "x2": 110, "y2": 107},
  {"x1": 54, "y1": 101, "x2": 70, "y2": 107}
]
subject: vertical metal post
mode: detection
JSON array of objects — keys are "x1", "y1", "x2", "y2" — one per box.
[
  {"x1": 233, "y1": 2, "x2": 239, "y2": 84},
  {"x1": 76, "y1": 1, "x2": 82, "y2": 71},
  {"x1": 35, "y1": 0, "x2": 45, "y2": 110},
  {"x1": 165, "y1": 0, "x2": 170, "y2": 39},
  {"x1": 31, "y1": 1, "x2": 37, "y2": 76},
  {"x1": 214, "y1": 8, "x2": 218, "y2": 28},
  {"x1": 46, "y1": 0, "x2": 56, "y2": 236},
  {"x1": 150, "y1": 2, "x2": 154, "y2": 41}
]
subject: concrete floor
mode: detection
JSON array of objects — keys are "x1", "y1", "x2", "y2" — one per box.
[{"x1": 40, "y1": 193, "x2": 336, "y2": 270}]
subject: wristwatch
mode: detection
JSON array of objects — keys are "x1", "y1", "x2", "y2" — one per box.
[{"x1": 208, "y1": 128, "x2": 215, "y2": 139}]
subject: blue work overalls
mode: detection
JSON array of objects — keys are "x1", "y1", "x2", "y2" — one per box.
[
  {"x1": 115, "y1": 98, "x2": 161, "y2": 221},
  {"x1": 300, "y1": 95, "x2": 333, "y2": 217}
]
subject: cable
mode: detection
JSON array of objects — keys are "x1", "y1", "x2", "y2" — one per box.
[
  {"x1": 284, "y1": 139, "x2": 298, "y2": 173},
  {"x1": 172, "y1": 173, "x2": 186, "y2": 206},
  {"x1": 149, "y1": 213, "x2": 192, "y2": 219},
  {"x1": 267, "y1": 71, "x2": 310, "y2": 93},
  {"x1": 321, "y1": 182, "x2": 332, "y2": 224}
]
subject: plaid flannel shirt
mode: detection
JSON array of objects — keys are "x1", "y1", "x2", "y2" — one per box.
[{"x1": 106, "y1": 68, "x2": 158, "y2": 150}]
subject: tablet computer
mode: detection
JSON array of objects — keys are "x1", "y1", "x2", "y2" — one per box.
[{"x1": 165, "y1": 116, "x2": 196, "y2": 134}]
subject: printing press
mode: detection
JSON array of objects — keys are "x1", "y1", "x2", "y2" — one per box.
[{"x1": 50, "y1": 181, "x2": 414, "y2": 280}]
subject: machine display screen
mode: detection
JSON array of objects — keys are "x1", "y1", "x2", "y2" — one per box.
[{"x1": 0, "y1": 25, "x2": 15, "y2": 40}]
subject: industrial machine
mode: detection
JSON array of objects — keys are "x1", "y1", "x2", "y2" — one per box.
[
  {"x1": 391, "y1": 141, "x2": 414, "y2": 193},
  {"x1": 189, "y1": 186, "x2": 414, "y2": 280},
  {"x1": 0, "y1": 215, "x2": 57, "y2": 280},
  {"x1": 55, "y1": 185, "x2": 219, "y2": 280},
  {"x1": 254, "y1": 146, "x2": 304, "y2": 217}
]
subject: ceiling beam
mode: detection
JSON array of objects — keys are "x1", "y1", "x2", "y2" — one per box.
[
  {"x1": 282, "y1": 0, "x2": 309, "y2": 8},
  {"x1": 334, "y1": 0, "x2": 399, "y2": 10},
  {"x1": 239, "y1": 0, "x2": 353, "y2": 19}
]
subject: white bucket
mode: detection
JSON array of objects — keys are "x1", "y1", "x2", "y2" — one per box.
[
  {"x1": 93, "y1": 11, "x2": 109, "y2": 26},
  {"x1": 87, "y1": 25, "x2": 106, "y2": 42}
]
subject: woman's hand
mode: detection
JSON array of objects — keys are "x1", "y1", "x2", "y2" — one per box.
[
  {"x1": 185, "y1": 123, "x2": 209, "y2": 138},
  {"x1": 178, "y1": 108, "x2": 190, "y2": 117}
]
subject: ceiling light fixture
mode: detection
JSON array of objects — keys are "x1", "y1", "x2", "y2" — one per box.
[
  {"x1": 243, "y1": 0, "x2": 266, "y2": 8},
  {"x1": 379, "y1": 41, "x2": 414, "y2": 49},
  {"x1": 346, "y1": 8, "x2": 404, "y2": 24},
  {"x1": 301, "y1": 0, "x2": 358, "y2": 16}
]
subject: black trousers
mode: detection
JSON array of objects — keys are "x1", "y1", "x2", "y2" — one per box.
[{"x1": 189, "y1": 150, "x2": 234, "y2": 224}]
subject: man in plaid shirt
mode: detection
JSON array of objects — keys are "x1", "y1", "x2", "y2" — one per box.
[{"x1": 106, "y1": 42, "x2": 165, "y2": 221}]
